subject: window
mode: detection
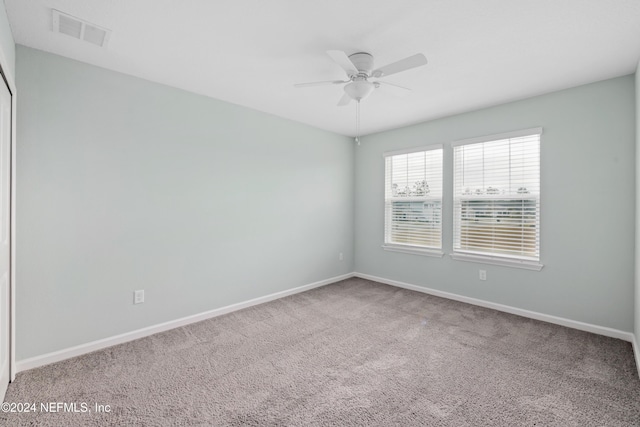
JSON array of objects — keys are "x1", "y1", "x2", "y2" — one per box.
[
  {"x1": 452, "y1": 128, "x2": 541, "y2": 269},
  {"x1": 384, "y1": 146, "x2": 443, "y2": 256}
]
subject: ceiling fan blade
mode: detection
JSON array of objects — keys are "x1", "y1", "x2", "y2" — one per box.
[
  {"x1": 376, "y1": 81, "x2": 411, "y2": 96},
  {"x1": 372, "y1": 53, "x2": 428, "y2": 78},
  {"x1": 294, "y1": 80, "x2": 348, "y2": 88},
  {"x1": 327, "y1": 50, "x2": 358, "y2": 78},
  {"x1": 337, "y1": 92, "x2": 352, "y2": 106}
]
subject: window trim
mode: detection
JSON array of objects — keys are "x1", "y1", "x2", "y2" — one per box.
[
  {"x1": 383, "y1": 144, "x2": 443, "y2": 157},
  {"x1": 382, "y1": 244, "x2": 444, "y2": 258},
  {"x1": 451, "y1": 127, "x2": 543, "y2": 148},
  {"x1": 383, "y1": 144, "x2": 443, "y2": 252},
  {"x1": 450, "y1": 252, "x2": 543, "y2": 271},
  {"x1": 451, "y1": 128, "x2": 542, "y2": 265}
]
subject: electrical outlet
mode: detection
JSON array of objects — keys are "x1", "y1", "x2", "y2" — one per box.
[
  {"x1": 339, "y1": 252, "x2": 344, "y2": 261},
  {"x1": 134, "y1": 290, "x2": 144, "y2": 304},
  {"x1": 479, "y1": 270, "x2": 487, "y2": 281}
]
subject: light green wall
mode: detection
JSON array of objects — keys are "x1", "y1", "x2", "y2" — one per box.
[
  {"x1": 355, "y1": 75, "x2": 636, "y2": 332},
  {"x1": 15, "y1": 46, "x2": 355, "y2": 360},
  {"x1": 12, "y1": 42, "x2": 638, "y2": 360}
]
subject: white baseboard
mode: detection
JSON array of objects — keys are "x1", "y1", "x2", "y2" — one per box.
[
  {"x1": 16, "y1": 271, "x2": 639, "y2": 380},
  {"x1": 354, "y1": 272, "x2": 635, "y2": 343},
  {"x1": 16, "y1": 273, "x2": 354, "y2": 373},
  {"x1": 633, "y1": 335, "x2": 640, "y2": 379}
]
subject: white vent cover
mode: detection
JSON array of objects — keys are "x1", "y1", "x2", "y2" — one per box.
[{"x1": 52, "y1": 10, "x2": 111, "y2": 48}]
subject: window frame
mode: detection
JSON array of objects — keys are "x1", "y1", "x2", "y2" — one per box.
[
  {"x1": 450, "y1": 128, "x2": 543, "y2": 271},
  {"x1": 382, "y1": 144, "x2": 444, "y2": 258}
]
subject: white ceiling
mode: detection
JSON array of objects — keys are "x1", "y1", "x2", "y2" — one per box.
[{"x1": 5, "y1": 0, "x2": 640, "y2": 137}]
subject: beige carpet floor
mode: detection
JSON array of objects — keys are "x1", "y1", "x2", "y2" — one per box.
[{"x1": 1, "y1": 277, "x2": 639, "y2": 426}]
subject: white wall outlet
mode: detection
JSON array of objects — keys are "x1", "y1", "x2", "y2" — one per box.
[
  {"x1": 479, "y1": 270, "x2": 487, "y2": 281},
  {"x1": 339, "y1": 252, "x2": 344, "y2": 261},
  {"x1": 134, "y1": 290, "x2": 144, "y2": 304}
]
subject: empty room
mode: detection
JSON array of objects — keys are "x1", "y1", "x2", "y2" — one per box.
[{"x1": 0, "y1": 0, "x2": 638, "y2": 425}]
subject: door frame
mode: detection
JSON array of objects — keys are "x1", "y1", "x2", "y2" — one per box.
[{"x1": 0, "y1": 41, "x2": 16, "y2": 382}]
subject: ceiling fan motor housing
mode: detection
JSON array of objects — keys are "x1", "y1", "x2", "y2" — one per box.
[{"x1": 348, "y1": 52, "x2": 374, "y2": 76}]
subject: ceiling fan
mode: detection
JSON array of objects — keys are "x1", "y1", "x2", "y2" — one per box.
[{"x1": 295, "y1": 50, "x2": 428, "y2": 106}]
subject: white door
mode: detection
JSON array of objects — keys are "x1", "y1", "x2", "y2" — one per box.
[{"x1": 0, "y1": 76, "x2": 11, "y2": 402}]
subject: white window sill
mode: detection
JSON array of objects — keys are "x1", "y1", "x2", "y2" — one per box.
[
  {"x1": 450, "y1": 252, "x2": 543, "y2": 271},
  {"x1": 382, "y1": 244, "x2": 444, "y2": 258}
]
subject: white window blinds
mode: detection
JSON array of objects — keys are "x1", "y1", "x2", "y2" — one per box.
[
  {"x1": 384, "y1": 146, "x2": 443, "y2": 250},
  {"x1": 452, "y1": 129, "x2": 541, "y2": 260}
]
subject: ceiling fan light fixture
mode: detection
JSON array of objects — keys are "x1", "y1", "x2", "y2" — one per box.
[{"x1": 344, "y1": 81, "x2": 375, "y2": 102}]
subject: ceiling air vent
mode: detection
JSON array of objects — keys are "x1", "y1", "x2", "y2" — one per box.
[{"x1": 52, "y1": 10, "x2": 111, "y2": 48}]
